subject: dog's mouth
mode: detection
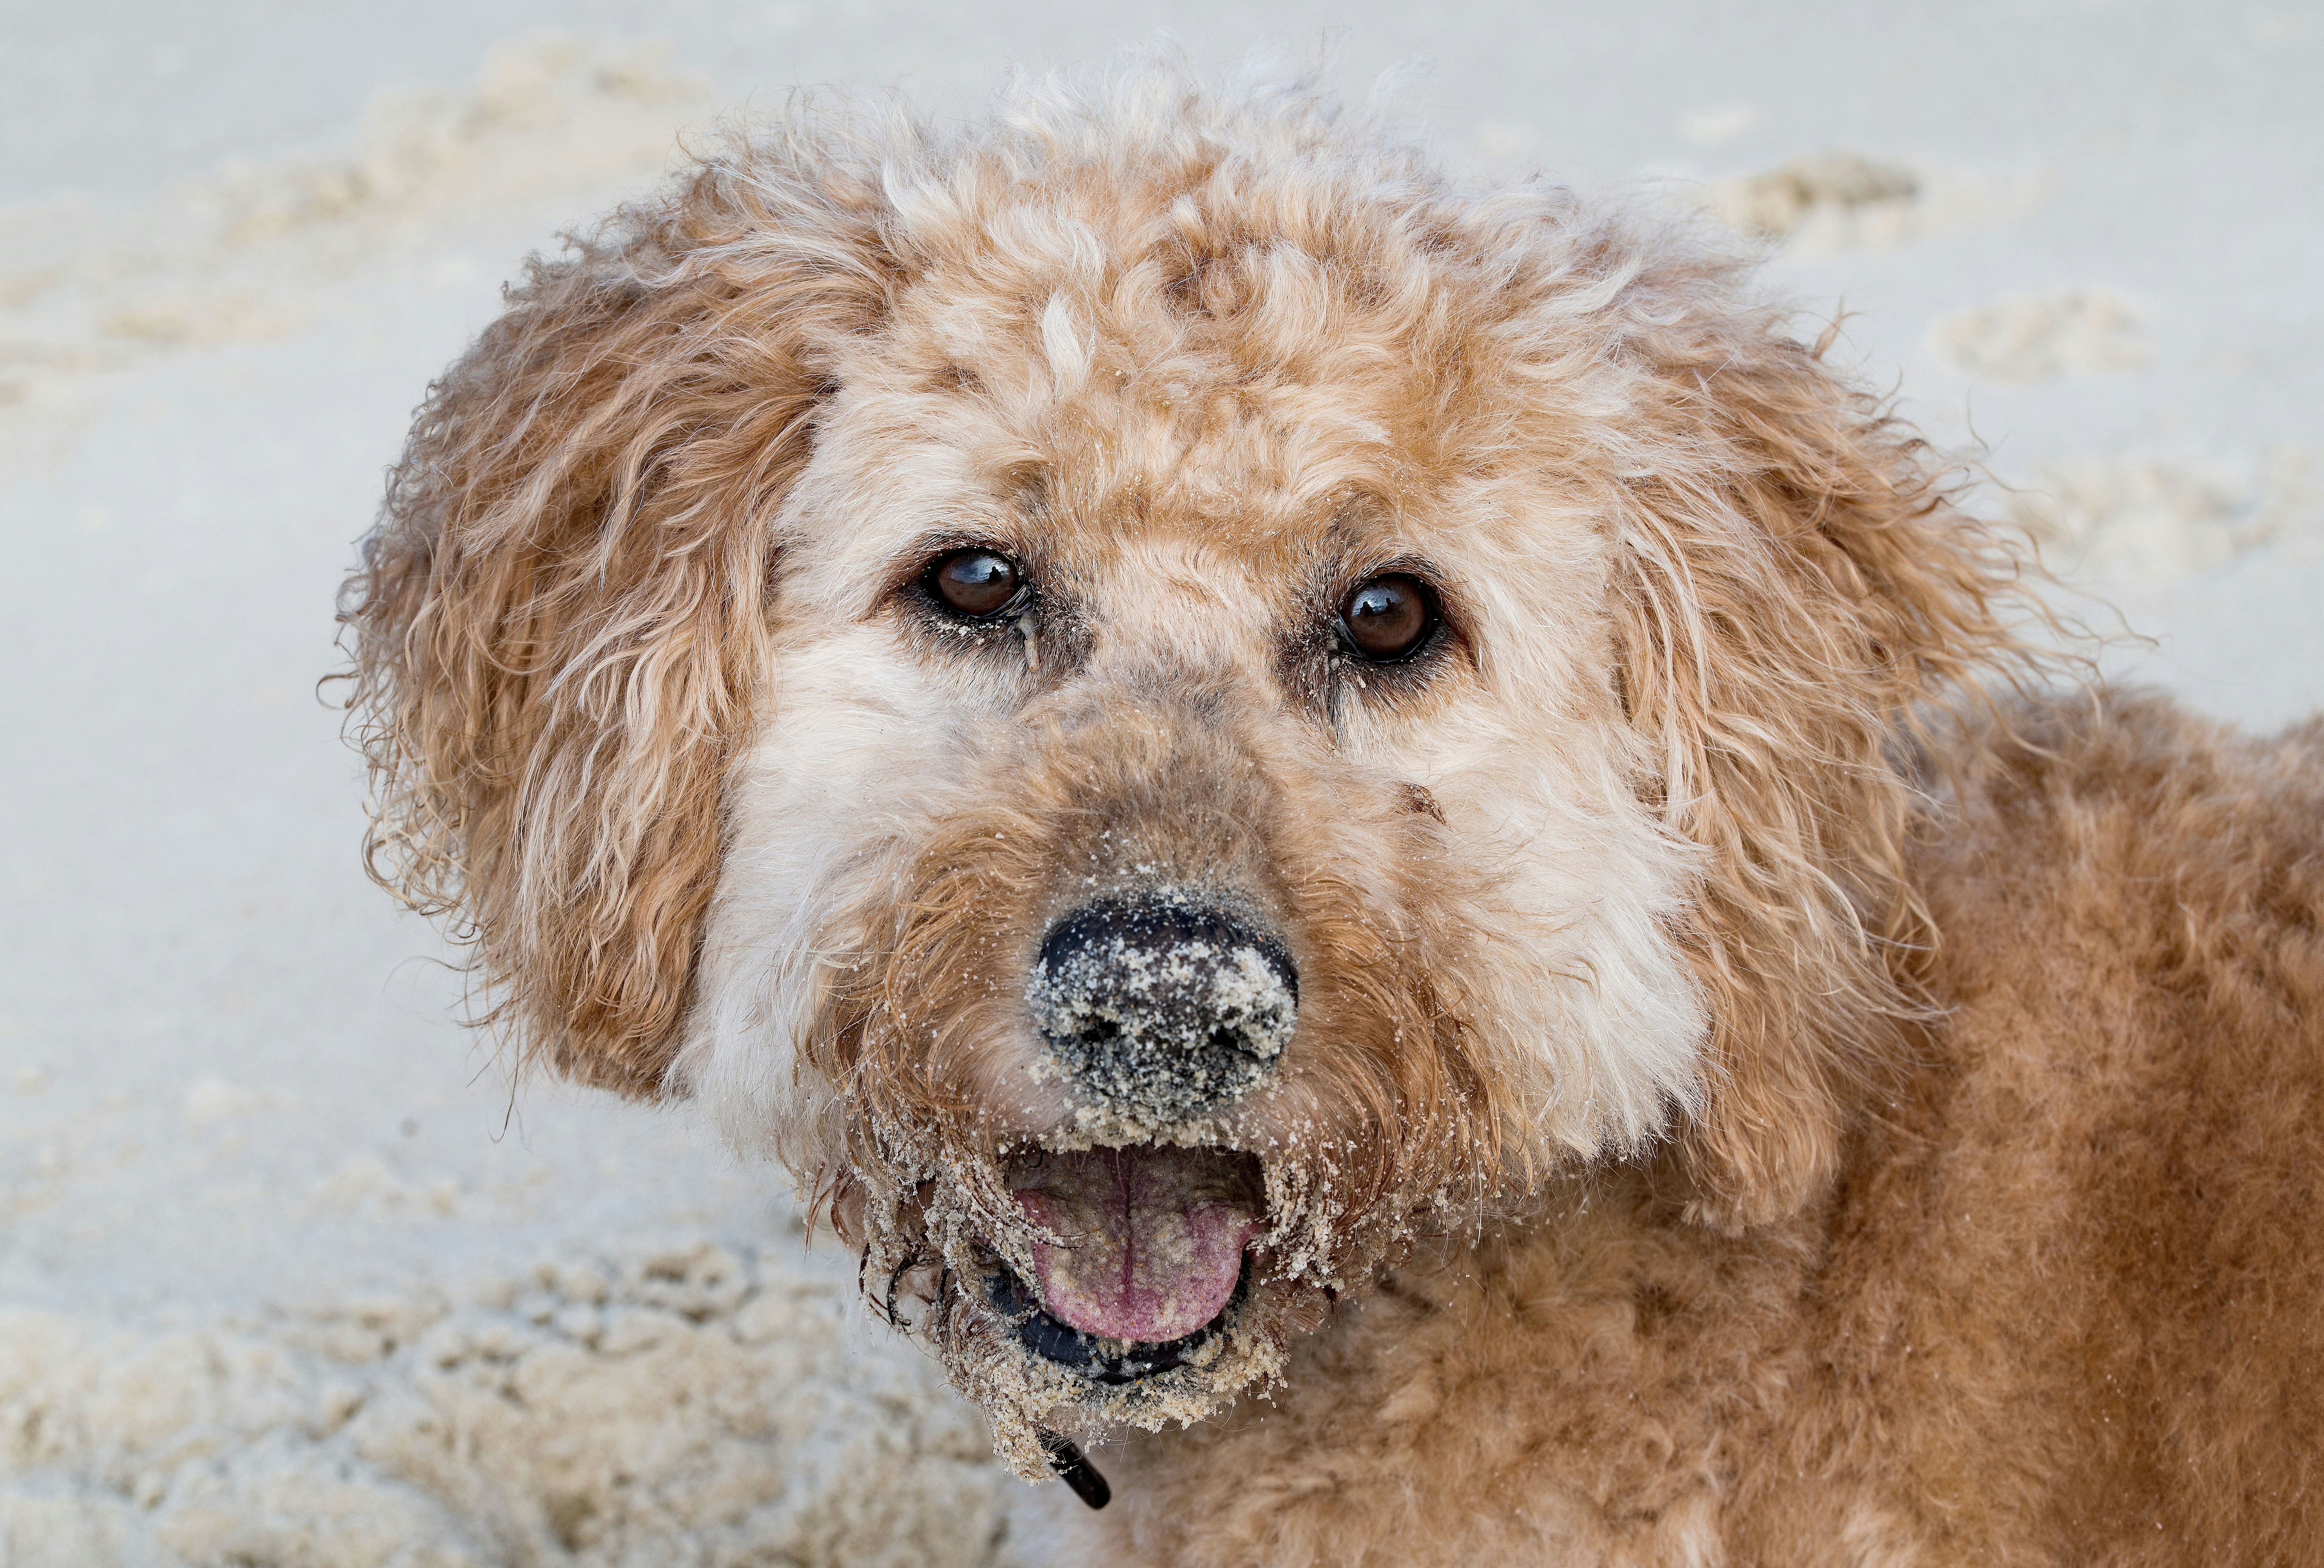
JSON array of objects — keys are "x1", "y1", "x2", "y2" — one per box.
[
  {"x1": 993, "y1": 1144, "x2": 1265, "y2": 1382},
  {"x1": 987, "y1": 1257, "x2": 1248, "y2": 1384}
]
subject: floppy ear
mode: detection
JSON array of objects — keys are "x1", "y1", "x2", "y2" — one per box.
[
  {"x1": 341, "y1": 144, "x2": 893, "y2": 1096},
  {"x1": 1606, "y1": 295, "x2": 2029, "y2": 1229}
]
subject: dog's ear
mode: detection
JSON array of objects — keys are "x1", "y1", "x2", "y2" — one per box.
[
  {"x1": 341, "y1": 148, "x2": 893, "y2": 1096},
  {"x1": 1606, "y1": 295, "x2": 2026, "y2": 1230}
]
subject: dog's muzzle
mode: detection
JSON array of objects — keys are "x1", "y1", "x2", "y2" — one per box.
[{"x1": 1025, "y1": 896, "x2": 1297, "y2": 1123}]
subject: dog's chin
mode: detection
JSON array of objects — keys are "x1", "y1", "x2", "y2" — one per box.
[{"x1": 985, "y1": 1143, "x2": 1273, "y2": 1394}]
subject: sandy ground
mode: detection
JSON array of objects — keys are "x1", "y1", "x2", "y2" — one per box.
[{"x1": 1, "y1": 4, "x2": 2318, "y2": 1564}]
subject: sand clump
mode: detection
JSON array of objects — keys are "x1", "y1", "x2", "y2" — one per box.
[
  {"x1": 1713, "y1": 152, "x2": 1918, "y2": 236},
  {"x1": 2008, "y1": 449, "x2": 2321, "y2": 584},
  {"x1": 1930, "y1": 287, "x2": 2151, "y2": 384},
  {"x1": 1705, "y1": 150, "x2": 2037, "y2": 255},
  {"x1": 190, "y1": 35, "x2": 709, "y2": 247},
  {"x1": 0, "y1": 1238, "x2": 1027, "y2": 1568},
  {"x1": 0, "y1": 34, "x2": 715, "y2": 482}
]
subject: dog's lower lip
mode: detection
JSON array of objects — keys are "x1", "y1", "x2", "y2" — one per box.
[{"x1": 989, "y1": 1257, "x2": 1250, "y2": 1385}]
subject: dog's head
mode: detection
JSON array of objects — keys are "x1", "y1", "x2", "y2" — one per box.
[{"x1": 343, "y1": 74, "x2": 2024, "y2": 1472}]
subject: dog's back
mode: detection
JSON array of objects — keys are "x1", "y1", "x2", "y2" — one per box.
[
  {"x1": 1850, "y1": 690, "x2": 2324, "y2": 1564},
  {"x1": 1084, "y1": 690, "x2": 2324, "y2": 1567}
]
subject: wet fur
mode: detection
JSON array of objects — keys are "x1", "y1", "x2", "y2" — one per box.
[{"x1": 343, "y1": 67, "x2": 2324, "y2": 1564}]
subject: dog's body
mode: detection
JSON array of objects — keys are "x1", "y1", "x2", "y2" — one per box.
[
  {"x1": 1101, "y1": 694, "x2": 2324, "y2": 1565},
  {"x1": 344, "y1": 71, "x2": 2324, "y2": 1564}
]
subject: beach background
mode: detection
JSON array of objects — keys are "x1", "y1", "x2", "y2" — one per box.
[{"x1": 2, "y1": 2, "x2": 2318, "y2": 1563}]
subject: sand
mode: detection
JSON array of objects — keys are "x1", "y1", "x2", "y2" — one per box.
[
  {"x1": 2, "y1": 1239, "x2": 1006, "y2": 1567},
  {"x1": 2, "y1": 5, "x2": 2318, "y2": 1564}
]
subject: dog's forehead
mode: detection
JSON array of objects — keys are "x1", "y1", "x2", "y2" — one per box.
[{"x1": 803, "y1": 206, "x2": 1542, "y2": 597}]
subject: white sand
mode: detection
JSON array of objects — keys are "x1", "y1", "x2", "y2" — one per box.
[{"x1": 2, "y1": 6, "x2": 2318, "y2": 1564}]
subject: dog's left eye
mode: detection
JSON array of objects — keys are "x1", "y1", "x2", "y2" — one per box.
[
  {"x1": 927, "y1": 549, "x2": 1028, "y2": 619},
  {"x1": 1337, "y1": 574, "x2": 1437, "y2": 662}
]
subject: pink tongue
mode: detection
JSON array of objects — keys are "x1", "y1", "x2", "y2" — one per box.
[{"x1": 1012, "y1": 1147, "x2": 1258, "y2": 1344}]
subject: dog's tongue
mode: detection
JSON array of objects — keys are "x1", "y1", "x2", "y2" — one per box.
[{"x1": 1011, "y1": 1146, "x2": 1259, "y2": 1344}]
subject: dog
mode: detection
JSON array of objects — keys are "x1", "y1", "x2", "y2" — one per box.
[{"x1": 341, "y1": 68, "x2": 2324, "y2": 1564}]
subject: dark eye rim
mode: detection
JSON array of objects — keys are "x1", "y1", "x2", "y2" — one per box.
[
  {"x1": 919, "y1": 545, "x2": 1033, "y2": 622},
  {"x1": 1333, "y1": 570, "x2": 1444, "y2": 664}
]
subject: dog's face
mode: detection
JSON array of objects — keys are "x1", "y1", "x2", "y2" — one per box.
[
  {"x1": 679, "y1": 258, "x2": 1709, "y2": 1450},
  {"x1": 345, "y1": 79, "x2": 2021, "y2": 1475}
]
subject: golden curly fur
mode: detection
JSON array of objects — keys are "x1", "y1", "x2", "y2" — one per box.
[{"x1": 342, "y1": 65, "x2": 2324, "y2": 1564}]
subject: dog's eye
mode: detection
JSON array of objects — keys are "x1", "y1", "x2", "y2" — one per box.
[
  {"x1": 1337, "y1": 574, "x2": 1436, "y2": 662},
  {"x1": 927, "y1": 549, "x2": 1027, "y2": 619}
]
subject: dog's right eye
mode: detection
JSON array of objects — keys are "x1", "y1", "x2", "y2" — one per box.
[
  {"x1": 927, "y1": 549, "x2": 1027, "y2": 619},
  {"x1": 1337, "y1": 574, "x2": 1437, "y2": 662}
]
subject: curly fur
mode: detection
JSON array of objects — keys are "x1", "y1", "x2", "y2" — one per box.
[{"x1": 342, "y1": 63, "x2": 2322, "y2": 1564}]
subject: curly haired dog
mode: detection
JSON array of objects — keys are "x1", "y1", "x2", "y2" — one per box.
[{"x1": 343, "y1": 69, "x2": 2324, "y2": 1565}]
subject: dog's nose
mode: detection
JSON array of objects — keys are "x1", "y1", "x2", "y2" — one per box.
[{"x1": 1026, "y1": 898, "x2": 1298, "y2": 1124}]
